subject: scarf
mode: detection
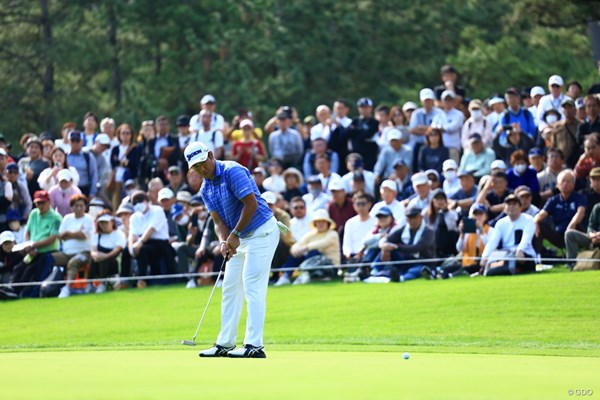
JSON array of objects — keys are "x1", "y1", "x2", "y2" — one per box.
[{"x1": 400, "y1": 221, "x2": 426, "y2": 258}]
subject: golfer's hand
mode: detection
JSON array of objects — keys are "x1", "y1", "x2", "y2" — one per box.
[{"x1": 226, "y1": 234, "x2": 240, "y2": 257}]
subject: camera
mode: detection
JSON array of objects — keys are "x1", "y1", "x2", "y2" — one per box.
[{"x1": 503, "y1": 124, "x2": 513, "y2": 134}]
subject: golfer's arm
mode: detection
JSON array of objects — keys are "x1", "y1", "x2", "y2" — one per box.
[
  {"x1": 211, "y1": 211, "x2": 230, "y2": 242},
  {"x1": 231, "y1": 194, "x2": 258, "y2": 236}
]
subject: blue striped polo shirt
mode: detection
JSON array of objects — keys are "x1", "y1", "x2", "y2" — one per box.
[{"x1": 201, "y1": 161, "x2": 272, "y2": 237}]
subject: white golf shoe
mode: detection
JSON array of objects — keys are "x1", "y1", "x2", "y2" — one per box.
[
  {"x1": 227, "y1": 344, "x2": 266, "y2": 358},
  {"x1": 199, "y1": 344, "x2": 235, "y2": 358}
]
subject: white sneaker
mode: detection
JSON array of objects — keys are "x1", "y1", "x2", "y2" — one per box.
[
  {"x1": 84, "y1": 283, "x2": 95, "y2": 294},
  {"x1": 273, "y1": 275, "x2": 291, "y2": 286},
  {"x1": 363, "y1": 276, "x2": 391, "y2": 284},
  {"x1": 58, "y1": 286, "x2": 71, "y2": 298},
  {"x1": 186, "y1": 279, "x2": 197, "y2": 289},
  {"x1": 95, "y1": 283, "x2": 107, "y2": 294},
  {"x1": 293, "y1": 272, "x2": 311, "y2": 285},
  {"x1": 199, "y1": 344, "x2": 235, "y2": 358}
]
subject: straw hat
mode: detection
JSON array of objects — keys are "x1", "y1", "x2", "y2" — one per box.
[{"x1": 309, "y1": 209, "x2": 336, "y2": 230}]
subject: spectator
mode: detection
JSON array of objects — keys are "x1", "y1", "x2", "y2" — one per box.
[
  {"x1": 374, "y1": 129, "x2": 413, "y2": 185},
  {"x1": 402, "y1": 102, "x2": 418, "y2": 124},
  {"x1": 55, "y1": 194, "x2": 95, "y2": 298},
  {"x1": 390, "y1": 106, "x2": 411, "y2": 144},
  {"x1": 442, "y1": 159, "x2": 461, "y2": 198},
  {"x1": 426, "y1": 189, "x2": 459, "y2": 258},
  {"x1": 128, "y1": 190, "x2": 176, "y2": 288},
  {"x1": 251, "y1": 167, "x2": 267, "y2": 194},
  {"x1": 262, "y1": 159, "x2": 285, "y2": 194},
  {"x1": 528, "y1": 147, "x2": 546, "y2": 173},
  {"x1": 405, "y1": 173, "x2": 432, "y2": 215},
  {"x1": 144, "y1": 116, "x2": 181, "y2": 186},
  {"x1": 189, "y1": 94, "x2": 226, "y2": 132},
  {"x1": 275, "y1": 209, "x2": 340, "y2": 285},
  {"x1": 582, "y1": 167, "x2": 600, "y2": 229},
  {"x1": 137, "y1": 120, "x2": 156, "y2": 187},
  {"x1": 227, "y1": 109, "x2": 264, "y2": 142},
  {"x1": 449, "y1": 170, "x2": 478, "y2": 212},
  {"x1": 166, "y1": 166, "x2": 184, "y2": 195},
  {"x1": 577, "y1": 95, "x2": 600, "y2": 147},
  {"x1": 303, "y1": 137, "x2": 340, "y2": 178},
  {"x1": 333, "y1": 99, "x2": 352, "y2": 129},
  {"x1": 537, "y1": 75, "x2": 570, "y2": 130},
  {"x1": 497, "y1": 87, "x2": 537, "y2": 140},
  {"x1": 566, "y1": 81, "x2": 582, "y2": 101},
  {"x1": 390, "y1": 159, "x2": 414, "y2": 200},
  {"x1": 109, "y1": 123, "x2": 141, "y2": 210},
  {"x1": 476, "y1": 171, "x2": 512, "y2": 220},
  {"x1": 100, "y1": 117, "x2": 118, "y2": 161},
  {"x1": 180, "y1": 169, "x2": 202, "y2": 196},
  {"x1": 431, "y1": 90, "x2": 464, "y2": 161},
  {"x1": 480, "y1": 194, "x2": 537, "y2": 276},
  {"x1": 289, "y1": 196, "x2": 312, "y2": 242},
  {"x1": 340, "y1": 153, "x2": 376, "y2": 197},
  {"x1": 268, "y1": 112, "x2": 304, "y2": 168},
  {"x1": 492, "y1": 120, "x2": 535, "y2": 165},
  {"x1": 6, "y1": 163, "x2": 31, "y2": 219},
  {"x1": 315, "y1": 154, "x2": 341, "y2": 194},
  {"x1": 434, "y1": 65, "x2": 467, "y2": 103},
  {"x1": 302, "y1": 175, "x2": 331, "y2": 214},
  {"x1": 175, "y1": 115, "x2": 193, "y2": 151},
  {"x1": 366, "y1": 206, "x2": 435, "y2": 283},
  {"x1": 327, "y1": 180, "x2": 356, "y2": 233},
  {"x1": 565, "y1": 201, "x2": 600, "y2": 269},
  {"x1": 528, "y1": 86, "x2": 546, "y2": 126},
  {"x1": 67, "y1": 131, "x2": 98, "y2": 197},
  {"x1": 90, "y1": 212, "x2": 127, "y2": 293},
  {"x1": 486, "y1": 97, "x2": 506, "y2": 134},
  {"x1": 538, "y1": 148, "x2": 565, "y2": 202},
  {"x1": 371, "y1": 179, "x2": 406, "y2": 226},
  {"x1": 545, "y1": 98, "x2": 579, "y2": 167},
  {"x1": 310, "y1": 104, "x2": 338, "y2": 143},
  {"x1": 574, "y1": 133, "x2": 600, "y2": 185},
  {"x1": 6, "y1": 208, "x2": 26, "y2": 244},
  {"x1": 48, "y1": 169, "x2": 82, "y2": 217},
  {"x1": 157, "y1": 188, "x2": 178, "y2": 242},
  {"x1": 91, "y1": 133, "x2": 112, "y2": 202},
  {"x1": 342, "y1": 192, "x2": 376, "y2": 262},
  {"x1": 260, "y1": 191, "x2": 293, "y2": 275},
  {"x1": 534, "y1": 169, "x2": 586, "y2": 251},
  {"x1": 41, "y1": 139, "x2": 55, "y2": 163},
  {"x1": 18, "y1": 137, "x2": 50, "y2": 198},
  {"x1": 506, "y1": 150, "x2": 540, "y2": 195},
  {"x1": 461, "y1": 99, "x2": 493, "y2": 150},
  {"x1": 425, "y1": 169, "x2": 442, "y2": 191},
  {"x1": 575, "y1": 97, "x2": 586, "y2": 122},
  {"x1": 37, "y1": 147, "x2": 80, "y2": 192},
  {"x1": 281, "y1": 168, "x2": 305, "y2": 202},
  {"x1": 409, "y1": 88, "x2": 443, "y2": 170},
  {"x1": 81, "y1": 112, "x2": 99, "y2": 149},
  {"x1": 0, "y1": 231, "x2": 23, "y2": 286},
  {"x1": 375, "y1": 105, "x2": 393, "y2": 147},
  {"x1": 55, "y1": 122, "x2": 76, "y2": 153},
  {"x1": 418, "y1": 126, "x2": 449, "y2": 174},
  {"x1": 177, "y1": 198, "x2": 208, "y2": 288},
  {"x1": 459, "y1": 133, "x2": 496, "y2": 179},
  {"x1": 514, "y1": 185, "x2": 541, "y2": 218},
  {"x1": 231, "y1": 119, "x2": 265, "y2": 171},
  {"x1": 190, "y1": 109, "x2": 225, "y2": 160},
  {"x1": 346, "y1": 97, "x2": 379, "y2": 171}
]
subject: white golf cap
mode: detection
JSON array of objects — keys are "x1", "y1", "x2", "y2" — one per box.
[
  {"x1": 419, "y1": 88, "x2": 435, "y2": 101},
  {"x1": 260, "y1": 191, "x2": 277, "y2": 205},
  {"x1": 184, "y1": 141, "x2": 209, "y2": 168},
  {"x1": 387, "y1": 128, "x2": 402, "y2": 141},
  {"x1": 94, "y1": 133, "x2": 111, "y2": 145},
  {"x1": 380, "y1": 179, "x2": 398, "y2": 192},
  {"x1": 548, "y1": 75, "x2": 564, "y2": 86},
  {"x1": 441, "y1": 90, "x2": 456, "y2": 99},
  {"x1": 0, "y1": 231, "x2": 15, "y2": 245},
  {"x1": 0, "y1": 148, "x2": 7, "y2": 156},
  {"x1": 328, "y1": 179, "x2": 345, "y2": 192},
  {"x1": 200, "y1": 94, "x2": 216, "y2": 104},
  {"x1": 488, "y1": 97, "x2": 504, "y2": 106},
  {"x1": 402, "y1": 101, "x2": 418, "y2": 112},
  {"x1": 411, "y1": 172, "x2": 429, "y2": 186},
  {"x1": 57, "y1": 169, "x2": 72, "y2": 182},
  {"x1": 442, "y1": 159, "x2": 458, "y2": 171},
  {"x1": 530, "y1": 86, "x2": 546, "y2": 97},
  {"x1": 491, "y1": 159, "x2": 508, "y2": 170},
  {"x1": 176, "y1": 191, "x2": 192, "y2": 203},
  {"x1": 97, "y1": 214, "x2": 113, "y2": 223},
  {"x1": 158, "y1": 187, "x2": 175, "y2": 201}
]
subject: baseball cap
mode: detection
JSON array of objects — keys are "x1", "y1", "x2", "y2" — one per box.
[
  {"x1": 33, "y1": 190, "x2": 50, "y2": 203},
  {"x1": 561, "y1": 98, "x2": 575, "y2": 107},
  {"x1": 116, "y1": 203, "x2": 134, "y2": 215},
  {"x1": 200, "y1": 94, "x2": 216, "y2": 104},
  {"x1": 402, "y1": 101, "x2": 417, "y2": 112},
  {"x1": 457, "y1": 170, "x2": 475, "y2": 178},
  {"x1": 468, "y1": 133, "x2": 483, "y2": 144},
  {"x1": 411, "y1": 173, "x2": 429, "y2": 186},
  {"x1": 431, "y1": 188, "x2": 446, "y2": 199},
  {"x1": 184, "y1": 141, "x2": 209, "y2": 168},
  {"x1": 405, "y1": 206, "x2": 422, "y2": 218},
  {"x1": 470, "y1": 203, "x2": 487, "y2": 214},
  {"x1": 0, "y1": 231, "x2": 16, "y2": 245},
  {"x1": 505, "y1": 87, "x2": 520, "y2": 96},
  {"x1": 168, "y1": 165, "x2": 182, "y2": 174},
  {"x1": 425, "y1": 169, "x2": 440, "y2": 180},
  {"x1": 491, "y1": 160, "x2": 507, "y2": 170},
  {"x1": 393, "y1": 158, "x2": 407, "y2": 168},
  {"x1": 505, "y1": 194, "x2": 522, "y2": 205},
  {"x1": 6, "y1": 209, "x2": 22, "y2": 221},
  {"x1": 530, "y1": 86, "x2": 546, "y2": 97},
  {"x1": 548, "y1": 75, "x2": 564, "y2": 87},
  {"x1": 468, "y1": 99, "x2": 483, "y2": 110},
  {"x1": 575, "y1": 98, "x2": 584, "y2": 110},
  {"x1": 488, "y1": 97, "x2": 504, "y2": 106},
  {"x1": 176, "y1": 115, "x2": 190, "y2": 127},
  {"x1": 442, "y1": 159, "x2": 458, "y2": 171},
  {"x1": 276, "y1": 112, "x2": 290, "y2": 120},
  {"x1": 124, "y1": 179, "x2": 136, "y2": 187},
  {"x1": 260, "y1": 191, "x2": 277, "y2": 205},
  {"x1": 170, "y1": 203, "x2": 184, "y2": 218},
  {"x1": 252, "y1": 167, "x2": 266, "y2": 176},
  {"x1": 307, "y1": 175, "x2": 321, "y2": 184},
  {"x1": 328, "y1": 179, "x2": 345, "y2": 192},
  {"x1": 26, "y1": 137, "x2": 43, "y2": 147},
  {"x1": 97, "y1": 214, "x2": 114, "y2": 223},
  {"x1": 68, "y1": 131, "x2": 82, "y2": 141},
  {"x1": 89, "y1": 198, "x2": 107, "y2": 208},
  {"x1": 589, "y1": 167, "x2": 600, "y2": 178},
  {"x1": 419, "y1": 88, "x2": 435, "y2": 101},
  {"x1": 158, "y1": 188, "x2": 175, "y2": 202},
  {"x1": 57, "y1": 169, "x2": 72, "y2": 182},
  {"x1": 528, "y1": 147, "x2": 544, "y2": 158},
  {"x1": 94, "y1": 133, "x2": 111, "y2": 146},
  {"x1": 387, "y1": 129, "x2": 402, "y2": 141},
  {"x1": 380, "y1": 179, "x2": 398, "y2": 192},
  {"x1": 357, "y1": 97, "x2": 373, "y2": 107},
  {"x1": 5, "y1": 162, "x2": 18, "y2": 172},
  {"x1": 240, "y1": 119, "x2": 254, "y2": 129},
  {"x1": 176, "y1": 191, "x2": 192, "y2": 203},
  {"x1": 441, "y1": 90, "x2": 456, "y2": 100},
  {"x1": 375, "y1": 206, "x2": 394, "y2": 218},
  {"x1": 515, "y1": 185, "x2": 532, "y2": 195}
]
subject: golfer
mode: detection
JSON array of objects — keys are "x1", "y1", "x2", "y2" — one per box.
[{"x1": 184, "y1": 142, "x2": 280, "y2": 358}]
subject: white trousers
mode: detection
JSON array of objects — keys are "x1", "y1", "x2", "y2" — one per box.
[{"x1": 216, "y1": 217, "x2": 279, "y2": 347}]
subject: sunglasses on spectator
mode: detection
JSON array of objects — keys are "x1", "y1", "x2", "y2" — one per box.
[
  {"x1": 292, "y1": 205, "x2": 305, "y2": 210},
  {"x1": 354, "y1": 202, "x2": 368, "y2": 207}
]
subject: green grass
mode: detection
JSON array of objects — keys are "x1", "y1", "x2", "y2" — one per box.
[{"x1": 0, "y1": 270, "x2": 598, "y2": 399}]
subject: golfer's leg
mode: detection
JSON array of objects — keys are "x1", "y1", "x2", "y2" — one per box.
[
  {"x1": 216, "y1": 253, "x2": 245, "y2": 347},
  {"x1": 243, "y1": 221, "x2": 279, "y2": 347}
]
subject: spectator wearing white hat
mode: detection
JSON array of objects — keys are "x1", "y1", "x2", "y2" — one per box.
[
  {"x1": 401, "y1": 101, "x2": 418, "y2": 124},
  {"x1": 408, "y1": 88, "x2": 443, "y2": 167},
  {"x1": 442, "y1": 159, "x2": 461, "y2": 198},
  {"x1": 327, "y1": 179, "x2": 356, "y2": 233},
  {"x1": 486, "y1": 97, "x2": 506, "y2": 133},
  {"x1": 0, "y1": 231, "x2": 22, "y2": 285},
  {"x1": 190, "y1": 94, "x2": 226, "y2": 133},
  {"x1": 431, "y1": 90, "x2": 465, "y2": 162},
  {"x1": 189, "y1": 109, "x2": 225, "y2": 160},
  {"x1": 371, "y1": 179, "x2": 406, "y2": 226},
  {"x1": 48, "y1": 169, "x2": 82, "y2": 217},
  {"x1": 528, "y1": 86, "x2": 546, "y2": 126},
  {"x1": 230, "y1": 119, "x2": 265, "y2": 171},
  {"x1": 461, "y1": 99, "x2": 493, "y2": 151},
  {"x1": 374, "y1": 129, "x2": 413, "y2": 185},
  {"x1": 91, "y1": 133, "x2": 112, "y2": 202},
  {"x1": 90, "y1": 211, "x2": 127, "y2": 294},
  {"x1": 537, "y1": 75, "x2": 571, "y2": 130},
  {"x1": 157, "y1": 187, "x2": 178, "y2": 242},
  {"x1": 404, "y1": 173, "x2": 432, "y2": 216}
]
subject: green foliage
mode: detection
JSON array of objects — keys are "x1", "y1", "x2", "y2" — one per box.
[{"x1": 0, "y1": 0, "x2": 596, "y2": 142}]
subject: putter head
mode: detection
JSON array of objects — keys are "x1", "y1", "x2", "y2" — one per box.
[{"x1": 181, "y1": 340, "x2": 197, "y2": 346}]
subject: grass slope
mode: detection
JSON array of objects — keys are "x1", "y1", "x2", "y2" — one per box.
[{"x1": 1, "y1": 270, "x2": 598, "y2": 356}]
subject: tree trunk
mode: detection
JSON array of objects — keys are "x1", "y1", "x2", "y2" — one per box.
[
  {"x1": 108, "y1": 2, "x2": 121, "y2": 108},
  {"x1": 40, "y1": 0, "x2": 54, "y2": 133}
]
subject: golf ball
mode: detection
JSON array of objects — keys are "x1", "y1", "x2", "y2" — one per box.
[{"x1": 403, "y1": 352, "x2": 410, "y2": 359}]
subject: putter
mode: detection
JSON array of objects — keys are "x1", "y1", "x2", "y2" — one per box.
[{"x1": 182, "y1": 256, "x2": 227, "y2": 346}]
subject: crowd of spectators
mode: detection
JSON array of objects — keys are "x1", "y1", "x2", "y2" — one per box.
[{"x1": 1, "y1": 66, "x2": 600, "y2": 298}]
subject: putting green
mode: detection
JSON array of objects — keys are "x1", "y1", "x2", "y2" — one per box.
[{"x1": 0, "y1": 350, "x2": 596, "y2": 399}]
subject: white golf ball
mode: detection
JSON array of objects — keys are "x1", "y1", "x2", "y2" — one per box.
[{"x1": 403, "y1": 352, "x2": 410, "y2": 359}]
